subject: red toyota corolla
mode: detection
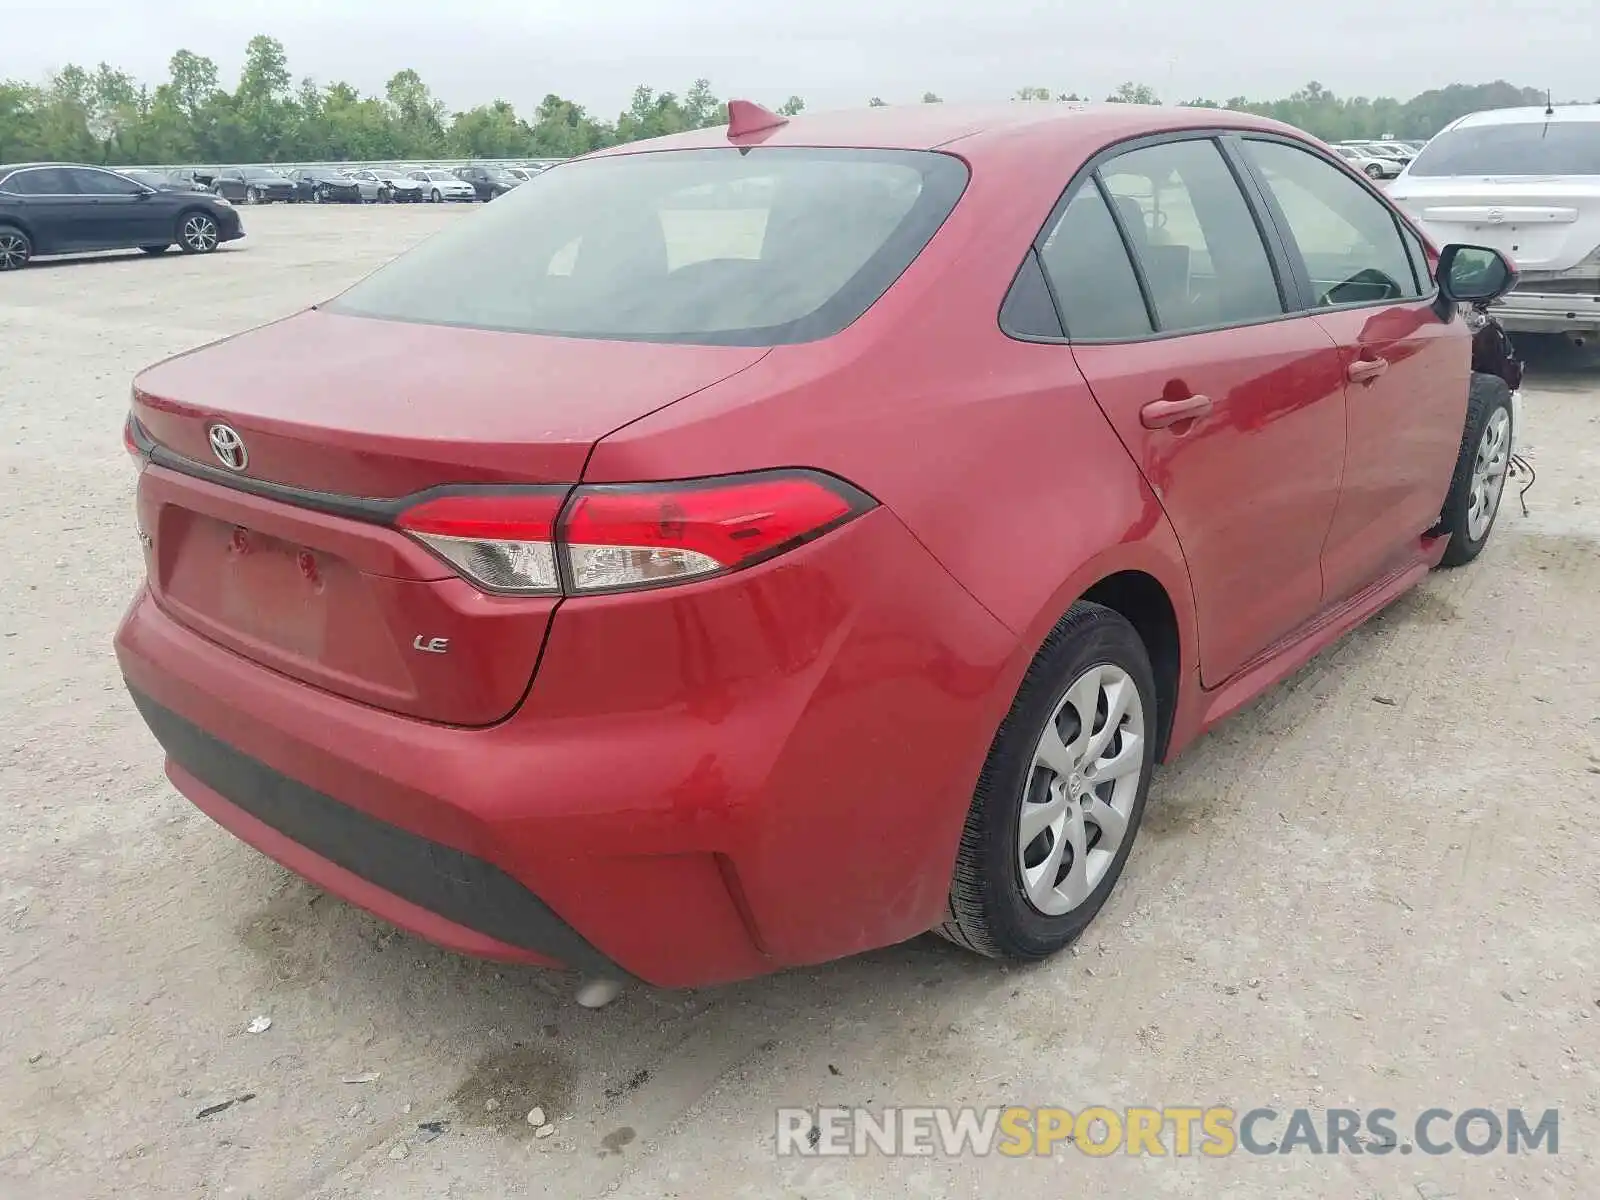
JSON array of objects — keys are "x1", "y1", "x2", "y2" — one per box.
[{"x1": 116, "y1": 102, "x2": 1520, "y2": 988}]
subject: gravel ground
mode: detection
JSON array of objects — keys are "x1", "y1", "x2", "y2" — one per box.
[{"x1": 2, "y1": 205, "x2": 1598, "y2": 1200}]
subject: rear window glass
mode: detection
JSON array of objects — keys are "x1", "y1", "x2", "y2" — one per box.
[
  {"x1": 327, "y1": 147, "x2": 969, "y2": 346},
  {"x1": 1409, "y1": 121, "x2": 1600, "y2": 176}
]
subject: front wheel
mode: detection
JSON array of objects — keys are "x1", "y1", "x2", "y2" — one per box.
[
  {"x1": 378, "y1": 187, "x2": 392, "y2": 203},
  {"x1": 177, "y1": 211, "x2": 220, "y2": 254},
  {"x1": 937, "y1": 602, "x2": 1157, "y2": 960},
  {"x1": 430, "y1": 188, "x2": 442, "y2": 203},
  {"x1": 1365, "y1": 163, "x2": 1385, "y2": 179},
  {"x1": 245, "y1": 186, "x2": 262, "y2": 204},
  {"x1": 0, "y1": 224, "x2": 32, "y2": 270},
  {"x1": 1434, "y1": 373, "x2": 1513, "y2": 567}
]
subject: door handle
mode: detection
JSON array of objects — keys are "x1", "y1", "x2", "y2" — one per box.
[
  {"x1": 1347, "y1": 356, "x2": 1389, "y2": 383},
  {"x1": 1140, "y1": 394, "x2": 1213, "y2": 429}
]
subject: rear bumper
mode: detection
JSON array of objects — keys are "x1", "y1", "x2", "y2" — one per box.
[
  {"x1": 132, "y1": 690, "x2": 599, "y2": 970},
  {"x1": 1492, "y1": 290, "x2": 1600, "y2": 335},
  {"x1": 116, "y1": 508, "x2": 1020, "y2": 987}
]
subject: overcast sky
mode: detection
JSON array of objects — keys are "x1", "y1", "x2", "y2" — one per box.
[{"x1": 9, "y1": 0, "x2": 1597, "y2": 116}]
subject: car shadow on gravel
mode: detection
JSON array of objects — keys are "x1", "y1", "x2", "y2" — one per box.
[{"x1": 20, "y1": 246, "x2": 244, "y2": 271}]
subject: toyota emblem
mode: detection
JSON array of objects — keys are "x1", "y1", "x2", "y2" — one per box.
[{"x1": 207, "y1": 423, "x2": 248, "y2": 471}]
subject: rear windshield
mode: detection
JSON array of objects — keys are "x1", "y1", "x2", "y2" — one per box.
[
  {"x1": 327, "y1": 147, "x2": 969, "y2": 345},
  {"x1": 1409, "y1": 120, "x2": 1600, "y2": 176}
]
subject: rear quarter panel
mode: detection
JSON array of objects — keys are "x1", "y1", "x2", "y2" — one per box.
[{"x1": 584, "y1": 130, "x2": 1202, "y2": 719}]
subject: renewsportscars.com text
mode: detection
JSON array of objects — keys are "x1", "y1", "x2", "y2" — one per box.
[{"x1": 776, "y1": 1105, "x2": 1559, "y2": 1158}]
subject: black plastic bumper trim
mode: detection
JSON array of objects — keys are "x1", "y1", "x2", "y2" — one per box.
[{"x1": 127, "y1": 687, "x2": 618, "y2": 976}]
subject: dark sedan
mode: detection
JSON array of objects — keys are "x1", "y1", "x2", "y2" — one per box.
[
  {"x1": 0, "y1": 162, "x2": 242, "y2": 269},
  {"x1": 122, "y1": 169, "x2": 210, "y2": 194},
  {"x1": 211, "y1": 167, "x2": 297, "y2": 204},
  {"x1": 289, "y1": 168, "x2": 363, "y2": 204},
  {"x1": 168, "y1": 167, "x2": 218, "y2": 190},
  {"x1": 454, "y1": 164, "x2": 520, "y2": 201}
]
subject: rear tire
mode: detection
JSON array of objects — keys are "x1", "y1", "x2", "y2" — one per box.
[
  {"x1": 0, "y1": 224, "x2": 33, "y2": 270},
  {"x1": 1435, "y1": 373, "x2": 1514, "y2": 567},
  {"x1": 937, "y1": 602, "x2": 1158, "y2": 960},
  {"x1": 139, "y1": 244, "x2": 170, "y2": 255}
]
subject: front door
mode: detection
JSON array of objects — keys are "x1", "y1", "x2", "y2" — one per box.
[
  {"x1": 65, "y1": 168, "x2": 171, "y2": 248},
  {"x1": 1041, "y1": 135, "x2": 1349, "y2": 685},
  {"x1": 1238, "y1": 137, "x2": 1469, "y2": 603}
]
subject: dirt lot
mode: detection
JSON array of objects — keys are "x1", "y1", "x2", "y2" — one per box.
[{"x1": 2, "y1": 204, "x2": 1598, "y2": 1200}]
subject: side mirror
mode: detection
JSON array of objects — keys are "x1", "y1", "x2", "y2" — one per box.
[{"x1": 1437, "y1": 244, "x2": 1518, "y2": 305}]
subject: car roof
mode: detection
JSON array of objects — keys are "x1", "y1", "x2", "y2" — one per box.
[
  {"x1": 0, "y1": 161, "x2": 116, "y2": 172},
  {"x1": 589, "y1": 102, "x2": 1302, "y2": 164},
  {"x1": 1450, "y1": 104, "x2": 1600, "y2": 129}
]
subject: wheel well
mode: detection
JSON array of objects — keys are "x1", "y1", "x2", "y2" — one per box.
[{"x1": 1081, "y1": 571, "x2": 1180, "y2": 760}]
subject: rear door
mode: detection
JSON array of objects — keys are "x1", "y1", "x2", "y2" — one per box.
[
  {"x1": 0, "y1": 167, "x2": 85, "y2": 253},
  {"x1": 1047, "y1": 135, "x2": 1349, "y2": 685},
  {"x1": 1239, "y1": 136, "x2": 1467, "y2": 604}
]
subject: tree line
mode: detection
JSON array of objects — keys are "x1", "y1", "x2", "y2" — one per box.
[{"x1": 0, "y1": 36, "x2": 1565, "y2": 168}]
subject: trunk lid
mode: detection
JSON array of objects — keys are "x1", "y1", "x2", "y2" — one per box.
[
  {"x1": 133, "y1": 308, "x2": 767, "y2": 494},
  {"x1": 1390, "y1": 176, "x2": 1600, "y2": 275},
  {"x1": 131, "y1": 309, "x2": 767, "y2": 725}
]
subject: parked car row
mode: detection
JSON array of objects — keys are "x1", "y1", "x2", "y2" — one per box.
[
  {"x1": 1329, "y1": 140, "x2": 1424, "y2": 180},
  {"x1": 0, "y1": 157, "x2": 555, "y2": 269},
  {"x1": 150, "y1": 162, "x2": 551, "y2": 205}
]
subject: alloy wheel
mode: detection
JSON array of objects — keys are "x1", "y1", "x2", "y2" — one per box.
[
  {"x1": 0, "y1": 230, "x2": 29, "y2": 270},
  {"x1": 1467, "y1": 407, "x2": 1510, "y2": 542},
  {"x1": 182, "y1": 214, "x2": 218, "y2": 253},
  {"x1": 1018, "y1": 663, "x2": 1146, "y2": 916},
  {"x1": 245, "y1": 187, "x2": 260, "y2": 204}
]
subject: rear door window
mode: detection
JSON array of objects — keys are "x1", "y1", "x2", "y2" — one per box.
[
  {"x1": 2, "y1": 168, "x2": 75, "y2": 195},
  {"x1": 1036, "y1": 185, "x2": 1152, "y2": 340},
  {"x1": 1243, "y1": 139, "x2": 1423, "y2": 306},
  {"x1": 329, "y1": 148, "x2": 968, "y2": 346}
]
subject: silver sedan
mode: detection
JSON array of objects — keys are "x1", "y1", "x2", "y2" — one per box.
[
  {"x1": 351, "y1": 169, "x2": 426, "y2": 203},
  {"x1": 407, "y1": 170, "x2": 478, "y2": 203}
]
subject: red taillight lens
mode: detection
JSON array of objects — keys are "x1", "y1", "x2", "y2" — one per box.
[
  {"x1": 562, "y1": 474, "x2": 865, "y2": 592},
  {"x1": 393, "y1": 472, "x2": 872, "y2": 596},
  {"x1": 396, "y1": 490, "x2": 565, "y2": 594},
  {"x1": 124, "y1": 413, "x2": 149, "y2": 469}
]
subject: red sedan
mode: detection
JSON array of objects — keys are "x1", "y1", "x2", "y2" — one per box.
[{"x1": 117, "y1": 101, "x2": 1519, "y2": 988}]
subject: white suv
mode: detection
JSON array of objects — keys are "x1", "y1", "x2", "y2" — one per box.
[{"x1": 1389, "y1": 105, "x2": 1600, "y2": 341}]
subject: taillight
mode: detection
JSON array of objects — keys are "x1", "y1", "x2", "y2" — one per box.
[
  {"x1": 123, "y1": 413, "x2": 149, "y2": 468},
  {"x1": 394, "y1": 471, "x2": 873, "y2": 597},
  {"x1": 396, "y1": 490, "x2": 565, "y2": 595}
]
